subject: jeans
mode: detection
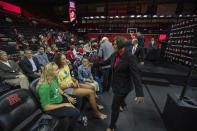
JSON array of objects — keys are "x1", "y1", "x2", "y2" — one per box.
[{"x1": 46, "y1": 95, "x2": 81, "y2": 131}]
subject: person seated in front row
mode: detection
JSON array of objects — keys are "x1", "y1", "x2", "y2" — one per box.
[
  {"x1": 36, "y1": 62, "x2": 81, "y2": 131},
  {"x1": 78, "y1": 57, "x2": 100, "y2": 93},
  {"x1": 34, "y1": 46, "x2": 49, "y2": 67},
  {"x1": 19, "y1": 49, "x2": 41, "y2": 81},
  {"x1": 53, "y1": 53, "x2": 107, "y2": 120},
  {"x1": 0, "y1": 51, "x2": 29, "y2": 89}
]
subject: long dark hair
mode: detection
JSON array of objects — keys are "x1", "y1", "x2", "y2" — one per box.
[{"x1": 53, "y1": 53, "x2": 64, "y2": 68}]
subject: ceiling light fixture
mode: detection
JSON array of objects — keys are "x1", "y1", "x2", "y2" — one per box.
[
  {"x1": 153, "y1": 15, "x2": 158, "y2": 18},
  {"x1": 137, "y1": 15, "x2": 141, "y2": 18},
  {"x1": 130, "y1": 15, "x2": 135, "y2": 18}
]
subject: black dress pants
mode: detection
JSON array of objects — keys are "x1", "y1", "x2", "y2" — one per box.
[
  {"x1": 109, "y1": 93, "x2": 128, "y2": 129},
  {"x1": 102, "y1": 68, "x2": 112, "y2": 92}
]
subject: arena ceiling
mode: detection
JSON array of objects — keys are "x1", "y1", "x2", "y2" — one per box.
[{"x1": 2, "y1": 0, "x2": 197, "y2": 23}]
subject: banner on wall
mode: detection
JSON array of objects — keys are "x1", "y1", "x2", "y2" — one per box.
[
  {"x1": 69, "y1": 1, "x2": 76, "y2": 22},
  {"x1": 0, "y1": 1, "x2": 21, "y2": 14}
]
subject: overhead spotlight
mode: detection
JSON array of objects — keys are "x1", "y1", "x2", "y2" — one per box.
[
  {"x1": 192, "y1": 14, "x2": 197, "y2": 17},
  {"x1": 153, "y1": 15, "x2": 158, "y2": 18},
  {"x1": 101, "y1": 16, "x2": 105, "y2": 19},
  {"x1": 143, "y1": 15, "x2": 148, "y2": 18},
  {"x1": 121, "y1": 16, "x2": 125, "y2": 18},
  {"x1": 115, "y1": 16, "x2": 119, "y2": 18},
  {"x1": 86, "y1": 17, "x2": 90, "y2": 19},
  {"x1": 90, "y1": 16, "x2": 94, "y2": 19},
  {"x1": 160, "y1": 15, "x2": 164, "y2": 18},
  {"x1": 137, "y1": 15, "x2": 141, "y2": 18},
  {"x1": 179, "y1": 14, "x2": 183, "y2": 17},
  {"x1": 110, "y1": 16, "x2": 113, "y2": 19},
  {"x1": 95, "y1": 16, "x2": 99, "y2": 19},
  {"x1": 186, "y1": 14, "x2": 191, "y2": 17},
  {"x1": 130, "y1": 15, "x2": 135, "y2": 18}
]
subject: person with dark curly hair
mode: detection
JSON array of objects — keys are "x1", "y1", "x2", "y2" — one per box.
[{"x1": 90, "y1": 36, "x2": 144, "y2": 131}]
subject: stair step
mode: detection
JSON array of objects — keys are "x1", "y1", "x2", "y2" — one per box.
[
  {"x1": 8, "y1": 42, "x2": 16, "y2": 45},
  {"x1": 1, "y1": 38, "x2": 12, "y2": 41},
  {"x1": 0, "y1": 34, "x2": 6, "y2": 37},
  {"x1": 142, "y1": 77, "x2": 169, "y2": 86}
]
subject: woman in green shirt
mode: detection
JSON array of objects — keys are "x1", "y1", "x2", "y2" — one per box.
[{"x1": 37, "y1": 62, "x2": 81, "y2": 131}]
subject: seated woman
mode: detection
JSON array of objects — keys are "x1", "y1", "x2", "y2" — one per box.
[
  {"x1": 36, "y1": 62, "x2": 81, "y2": 131},
  {"x1": 53, "y1": 53, "x2": 107, "y2": 120},
  {"x1": 78, "y1": 57, "x2": 99, "y2": 92}
]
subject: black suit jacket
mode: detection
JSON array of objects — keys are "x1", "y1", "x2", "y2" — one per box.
[
  {"x1": 0, "y1": 60, "x2": 22, "y2": 80},
  {"x1": 137, "y1": 36, "x2": 145, "y2": 47},
  {"x1": 95, "y1": 50, "x2": 144, "y2": 97},
  {"x1": 19, "y1": 56, "x2": 41, "y2": 81},
  {"x1": 131, "y1": 45, "x2": 145, "y2": 62}
]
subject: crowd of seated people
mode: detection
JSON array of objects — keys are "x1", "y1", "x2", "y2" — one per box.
[
  {"x1": 0, "y1": 13, "x2": 111, "y2": 130},
  {"x1": 0, "y1": 22, "x2": 108, "y2": 130},
  {"x1": 0, "y1": 42, "x2": 105, "y2": 130}
]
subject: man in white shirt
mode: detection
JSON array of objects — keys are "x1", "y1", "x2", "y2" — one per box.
[
  {"x1": 148, "y1": 38, "x2": 156, "y2": 48},
  {"x1": 0, "y1": 51, "x2": 29, "y2": 89},
  {"x1": 132, "y1": 39, "x2": 145, "y2": 65},
  {"x1": 98, "y1": 37, "x2": 114, "y2": 92},
  {"x1": 34, "y1": 46, "x2": 49, "y2": 67},
  {"x1": 19, "y1": 49, "x2": 41, "y2": 81}
]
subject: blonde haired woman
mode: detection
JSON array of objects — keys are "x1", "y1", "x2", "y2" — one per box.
[{"x1": 36, "y1": 62, "x2": 81, "y2": 131}]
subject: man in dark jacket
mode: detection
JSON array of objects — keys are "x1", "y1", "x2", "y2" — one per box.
[
  {"x1": 0, "y1": 51, "x2": 29, "y2": 89},
  {"x1": 92, "y1": 36, "x2": 144, "y2": 131},
  {"x1": 131, "y1": 39, "x2": 145, "y2": 65},
  {"x1": 136, "y1": 32, "x2": 145, "y2": 47},
  {"x1": 19, "y1": 49, "x2": 41, "y2": 81}
]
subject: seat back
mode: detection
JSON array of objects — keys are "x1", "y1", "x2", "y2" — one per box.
[
  {"x1": 0, "y1": 89, "x2": 41, "y2": 131},
  {"x1": 29, "y1": 78, "x2": 40, "y2": 103}
]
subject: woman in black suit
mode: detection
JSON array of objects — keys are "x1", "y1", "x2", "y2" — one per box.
[{"x1": 92, "y1": 36, "x2": 144, "y2": 131}]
